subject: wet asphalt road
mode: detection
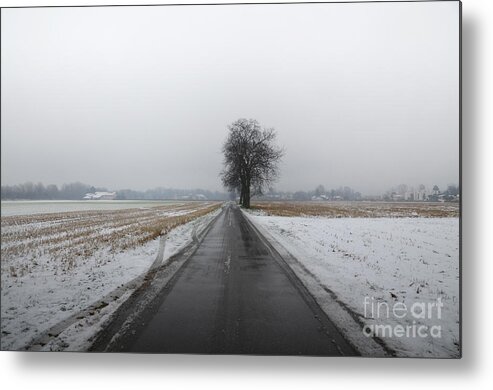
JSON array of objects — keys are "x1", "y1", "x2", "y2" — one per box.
[{"x1": 109, "y1": 203, "x2": 357, "y2": 356}]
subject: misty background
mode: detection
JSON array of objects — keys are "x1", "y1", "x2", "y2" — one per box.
[{"x1": 1, "y1": 2, "x2": 459, "y2": 196}]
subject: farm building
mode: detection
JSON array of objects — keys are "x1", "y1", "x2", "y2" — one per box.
[{"x1": 83, "y1": 191, "x2": 117, "y2": 200}]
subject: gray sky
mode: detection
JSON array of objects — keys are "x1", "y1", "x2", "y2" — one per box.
[{"x1": 1, "y1": 2, "x2": 459, "y2": 195}]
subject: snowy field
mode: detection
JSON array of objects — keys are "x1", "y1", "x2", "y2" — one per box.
[
  {"x1": 246, "y1": 209, "x2": 460, "y2": 358},
  {"x1": 1, "y1": 201, "x2": 221, "y2": 350},
  {"x1": 1, "y1": 200, "x2": 185, "y2": 217}
]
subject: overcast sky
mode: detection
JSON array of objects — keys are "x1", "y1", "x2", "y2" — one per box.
[{"x1": 1, "y1": 2, "x2": 459, "y2": 195}]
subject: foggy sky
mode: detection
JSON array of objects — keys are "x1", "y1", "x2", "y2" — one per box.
[{"x1": 1, "y1": 2, "x2": 460, "y2": 195}]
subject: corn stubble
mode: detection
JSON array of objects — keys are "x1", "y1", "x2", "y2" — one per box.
[{"x1": 1, "y1": 202, "x2": 221, "y2": 276}]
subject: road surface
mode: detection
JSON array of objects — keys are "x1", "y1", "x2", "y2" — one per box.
[{"x1": 98, "y1": 203, "x2": 358, "y2": 356}]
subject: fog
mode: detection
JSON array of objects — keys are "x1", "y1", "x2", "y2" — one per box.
[{"x1": 1, "y1": 2, "x2": 459, "y2": 195}]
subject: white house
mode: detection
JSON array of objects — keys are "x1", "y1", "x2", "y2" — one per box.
[{"x1": 83, "y1": 191, "x2": 117, "y2": 200}]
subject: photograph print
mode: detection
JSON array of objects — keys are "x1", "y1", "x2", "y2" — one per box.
[{"x1": 0, "y1": 0, "x2": 461, "y2": 358}]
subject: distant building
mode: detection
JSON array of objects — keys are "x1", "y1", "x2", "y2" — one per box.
[
  {"x1": 414, "y1": 189, "x2": 429, "y2": 201},
  {"x1": 83, "y1": 191, "x2": 117, "y2": 200},
  {"x1": 404, "y1": 190, "x2": 414, "y2": 201}
]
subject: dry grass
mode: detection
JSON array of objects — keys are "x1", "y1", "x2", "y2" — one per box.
[
  {"x1": 251, "y1": 201, "x2": 459, "y2": 218},
  {"x1": 1, "y1": 202, "x2": 221, "y2": 275}
]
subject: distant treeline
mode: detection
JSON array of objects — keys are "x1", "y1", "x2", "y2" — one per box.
[
  {"x1": 116, "y1": 188, "x2": 230, "y2": 201},
  {"x1": 0, "y1": 181, "x2": 230, "y2": 201},
  {"x1": 256, "y1": 185, "x2": 362, "y2": 201},
  {"x1": 0, "y1": 182, "x2": 359, "y2": 201},
  {"x1": 1, "y1": 182, "x2": 109, "y2": 200}
]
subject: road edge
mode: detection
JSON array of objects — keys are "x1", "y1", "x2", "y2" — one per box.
[
  {"x1": 88, "y1": 205, "x2": 225, "y2": 352},
  {"x1": 241, "y1": 209, "x2": 392, "y2": 357}
]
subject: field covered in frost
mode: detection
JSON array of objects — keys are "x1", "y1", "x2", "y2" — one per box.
[
  {"x1": 246, "y1": 203, "x2": 460, "y2": 358},
  {"x1": 1, "y1": 201, "x2": 221, "y2": 350}
]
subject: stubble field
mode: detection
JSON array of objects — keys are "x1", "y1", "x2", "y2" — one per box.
[{"x1": 251, "y1": 200, "x2": 459, "y2": 218}]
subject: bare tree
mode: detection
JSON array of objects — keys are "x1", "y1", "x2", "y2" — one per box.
[{"x1": 220, "y1": 119, "x2": 283, "y2": 208}]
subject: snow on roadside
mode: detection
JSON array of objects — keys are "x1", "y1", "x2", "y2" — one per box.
[
  {"x1": 1, "y1": 208, "x2": 221, "y2": 351},
  {"x1": 246, "y1": 213, "x2": 460, "y2": 358}
]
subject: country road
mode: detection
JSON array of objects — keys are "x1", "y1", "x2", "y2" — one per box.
[{"x1": 93, "y1": 203, "x2": 358, "y2": 356}]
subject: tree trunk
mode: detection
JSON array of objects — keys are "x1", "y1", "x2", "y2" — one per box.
[{"x1": 244, "y1": 182, "x2": 251, "y2": 208}]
